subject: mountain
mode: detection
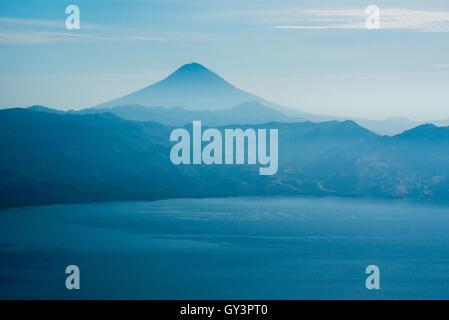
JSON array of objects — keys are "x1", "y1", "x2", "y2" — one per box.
[
  {"x1": 20, "y1": 62, "x2": 449, "y2": 135},
  {"x1": 28, "y1": 105, "x2": 66, "y2": 114},
  {"x1": 28, "y1": 103, "x2": 431, "y2": 136},
  {"x1": 2, "y1": 108, "x2": 449, "y2": 208},
  {"x1": 393, "y1": 123, "x2": 449, "y2": 143},
  {"x1": 84, "y1": 62, "x2": 446, "y2": 135},
  {"x1": 81, "y1": 101, "x2": 305, "y2": 126},
  {"x1": 94, "y1": 62, "x2": 273, "y2": 110},
  {"x1": 0, "y1": 108, "x2": 175, "y2": 208}
]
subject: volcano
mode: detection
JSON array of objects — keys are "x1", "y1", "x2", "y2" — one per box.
[{"x1": 94, "y1": 62, "x2": 269, "y2": 110}]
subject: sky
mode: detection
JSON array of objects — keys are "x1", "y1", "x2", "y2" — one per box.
[{"x1": 0, "y1": 0, "x2": 449, "y2": 121}]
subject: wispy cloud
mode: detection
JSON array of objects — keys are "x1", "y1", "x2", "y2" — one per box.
[
  {"x1": 0, "y1": 31, "x2": 84, "y2": 44},
  {"x1": 0, "y1": 17, "x2": 99, "y2": 29},
  {"x1": 271, "y1": 9, "x2": 449, "y2": 32},
  {"x1": 431, "y1": 64, "x2": 449, "y2": 68},
  {"x1": 127, "y1": 36, "x2": 165, "y2": 41},
  {"x1": 0, "y1": 17, "x2": 164, "y2": 44},
  {"x1": 0, "y1": 30, "x2": 121, "y2": 44}
]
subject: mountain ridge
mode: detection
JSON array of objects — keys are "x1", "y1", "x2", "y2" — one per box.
[
  {"x1": 2, "y1": 108, "x2": 449, "y2": 208},
  {"x1": 15, "y1": 62, "x2": 449, "y2": 135}
]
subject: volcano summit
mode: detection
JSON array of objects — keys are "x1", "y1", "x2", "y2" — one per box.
[{"x1": 95, "y1": 63, "x2": 268, "y2": 110}]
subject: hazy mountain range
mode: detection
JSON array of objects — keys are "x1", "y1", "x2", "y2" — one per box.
[
  {"x1": 30, "y1": 101, "x2": 305, "y2": 127},
  {"x1": 26, "y1": 63, "x2": 449, "y2": 135},
  {"x1": 1, "y1": 108, "x2": 449, "y2": 208},
  {"x1": 1, "y1": 62, "x2": 449, "y2": 208}
]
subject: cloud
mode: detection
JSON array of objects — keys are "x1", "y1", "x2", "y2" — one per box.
[
  {"x1": 271, "y1": 9, "x2": 449, "y2": 32},
  {"x1": 0, "y1": 17, "x2": 63, "y2": 28},
  {"x1": 0, "y1": 17, "x2": 98, "y2": 29},
  {"x1": 127, "y1": 36, "x2": 165, "y2": 41},
  {"x1": 0, "y1": 30, "x2": 114, "y2": 44},
  {"x1": 0, "y1": 16, "x2": 98, "y2": 44},
  {"x1": 0, "y1": 31, "x2": 164, "y2": 44},
  {"x1": 431, "y1": 64, "x2": 449, "y2": 68},
  {"x1": 0, "y1": 16, "x2": 164, "y2": 44}
]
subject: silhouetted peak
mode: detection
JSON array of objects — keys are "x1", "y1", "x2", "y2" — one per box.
[
  {"x1": 176, "y1": 62, "x2": 209, "y2": 72},
  {"x1": 395, "y1": 123, "x2": 449, "y2": 141},
  {"x1": 168, "y1": 62, "x2": 218, "y2": 79}
]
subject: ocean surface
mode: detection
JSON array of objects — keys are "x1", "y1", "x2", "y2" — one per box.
[{"x1": 1, "y1": 196, "x2": 449, "y2": 299}]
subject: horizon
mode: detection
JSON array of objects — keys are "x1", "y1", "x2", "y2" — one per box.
[
  {"x1": 8, "y1": 61, "x2": 449, "y2": 124},
  {"x1": 1, "y1": 0, "x2": 449, "y2": 121}
]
